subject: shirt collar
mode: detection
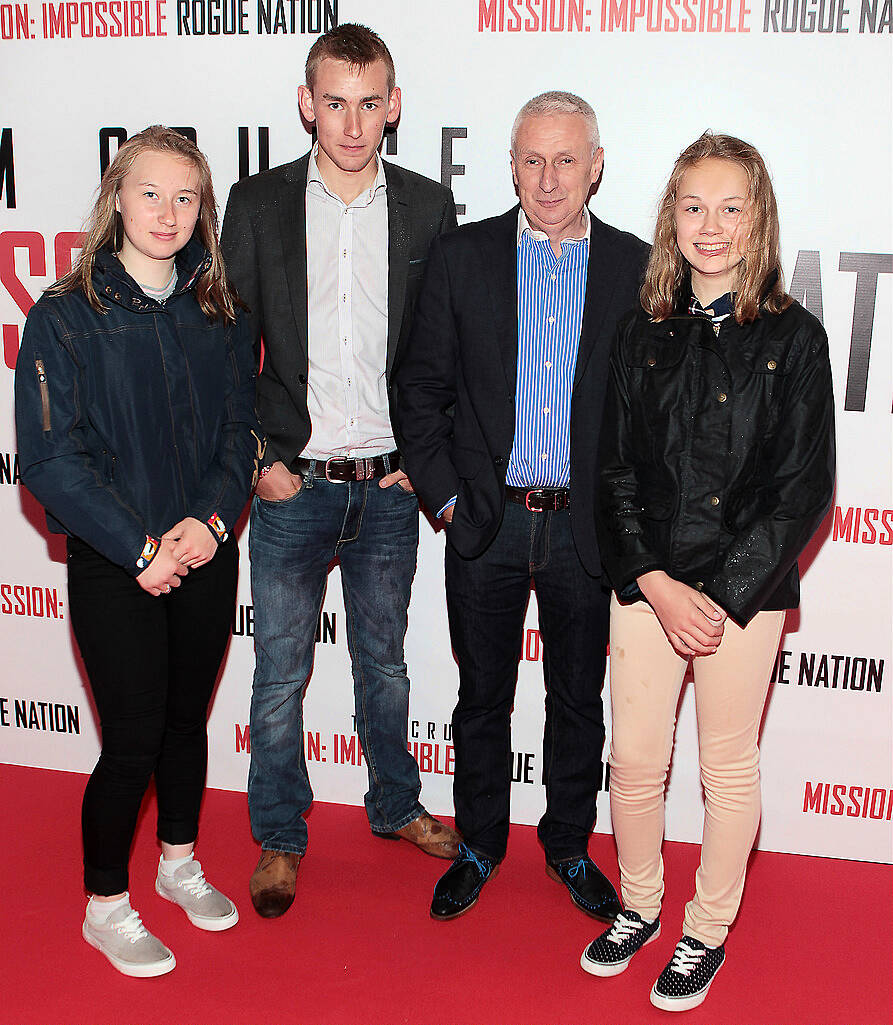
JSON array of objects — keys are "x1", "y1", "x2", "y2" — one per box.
[
  {"x1": 307, "y1": 142, "x2": 387, "y2": 207},
  {"x1": 517, "y1": 206, "x2": 591, "y2": 246},
  {"x1": 689, "y1": 291, "x2": 736, "y2": 320}
]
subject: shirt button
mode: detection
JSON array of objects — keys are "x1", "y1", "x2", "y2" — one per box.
[
  {"x1": 548, "y1": 316, "x2": 555, "y2": 324},
  {"x1": 709, "y1": 495, "x2": 720, "y2": 507},
  {"x1": 767, "y1": 360, "x2": 777, "y2": 371},
  {"x1": 342, "y1": 294, "x2": 347, "y2": 302},
  {"x1": 717, "y1": 391, "x2": 727, "y2": 403},
  {"x1": 550, "y1": 274, "x2": 556, "y2": 281},
  {"x1": 541, "y1": 453, "x2": 548, "y2": 461},
  {"x1": 545, "y1": 361, "x2": 552, "y2": 370},
  {"x1": 342, "y1": 250, "x2": 347, "y2": 258},
  {"x1": 543, "y1": 407, "x2": 550, "y2": 415}
]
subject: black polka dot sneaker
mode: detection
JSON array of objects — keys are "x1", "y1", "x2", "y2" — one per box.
[
  {"x1": 580, "y1": 911, "x2": 661, "y2": 977},
  {"x1": 650, "y1": 935, "x2": 725, "y2": 1012}
]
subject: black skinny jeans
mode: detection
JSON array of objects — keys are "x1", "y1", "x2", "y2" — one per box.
[{"x1": 67, "y1": 535, "x2": 238, "y2": 895}]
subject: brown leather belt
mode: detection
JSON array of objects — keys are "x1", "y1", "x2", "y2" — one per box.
[
  {"x1": 294, "y1": 451, "x2": 400, "y2": 483},
  {"x1": 505, "y1": 486, "x2": 570, "y2": 512}
]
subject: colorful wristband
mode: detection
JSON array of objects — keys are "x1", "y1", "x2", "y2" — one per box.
[{"x1": 136, "y1": 534, "x2": 160, "y2": 570}]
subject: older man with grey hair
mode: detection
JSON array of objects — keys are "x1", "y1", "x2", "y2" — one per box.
[{"x1": 396, "y1": 91, "x2": 649, "y2": 920}]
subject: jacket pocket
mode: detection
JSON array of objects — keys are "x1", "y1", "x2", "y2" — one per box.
[
  {"x1": 638, "y1": 467, "x2": 678, "y2": 521},
  {"x1": 451, "y1": 445, "x2": 484, "y2": 479},
  {"x1": 622, "y1": 336, "x2": 688, "y2": 371},
  {"x1": 739, "y1": 343, "x2": 794, "y2": 377},
  {"x1": 34, "y1": 359, "x2": 51, "y2": 433},
  {"x1": 100, "y1": 449, "x2": 117, "y2": 483}
]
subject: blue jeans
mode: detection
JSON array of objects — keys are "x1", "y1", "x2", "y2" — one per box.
[
  {"x1": 445, "y1": 500, "x2": 610, "y2": 862},
  {"x1": 248, "y1": 474, "x2": 424, "y2": 854}
]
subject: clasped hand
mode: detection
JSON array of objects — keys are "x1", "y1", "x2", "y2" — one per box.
[
  {"x1": 637, "y1": 570, "x2": 727, "y2": 657},
  {"x1": 135, "y1": 517, "x2": 218, "y2": 596}
]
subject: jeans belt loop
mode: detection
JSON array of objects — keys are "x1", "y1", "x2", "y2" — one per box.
[{"x1": 304, "y1": 459, "x2": 316, "y2": 489}]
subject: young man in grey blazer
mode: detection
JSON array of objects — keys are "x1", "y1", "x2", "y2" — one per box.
[{"x1": 221, "y1": 23, "x2": 459, "y2": 919}]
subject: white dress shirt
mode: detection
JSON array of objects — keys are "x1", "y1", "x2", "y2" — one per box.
[{"x1": 303, "y1": 144, "x2": 394, "y2": 459}]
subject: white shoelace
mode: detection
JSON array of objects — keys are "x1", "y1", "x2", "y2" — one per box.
[
  {"x1": 177, "y1": 867, "x2": 212, "y2": 900},
  {"x1": 112, "y1": 909, "x2": 149, "y2": 944},
  {"x1": 607, "y1": 913, "x2": 645, "y2": 945},
  {"x1": 668, "y1": 940, "x2": 706, "y2": 976}
]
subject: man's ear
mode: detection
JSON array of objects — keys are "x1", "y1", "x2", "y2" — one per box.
[
  {"x1": 298, "y1": 84, "x2": 316, "y2": 124},
  {"x1": 386, "y1": 86, "x2": 402, "y2": 125},
  {"x1": 591, "y1": 147, "x2": 605, "y2": 185}
]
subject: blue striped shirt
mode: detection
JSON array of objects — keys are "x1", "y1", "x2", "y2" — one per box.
[{"x1": 506, "y1": 213, "x2": 589, "y2": 489}]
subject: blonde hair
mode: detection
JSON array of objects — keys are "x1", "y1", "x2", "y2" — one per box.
[
  {"x1": 640, "y1": 132, "x2": 791, "y2": 324},
  {"x1": 49, "y1": 125, "x2": 239, "y2": 322}
]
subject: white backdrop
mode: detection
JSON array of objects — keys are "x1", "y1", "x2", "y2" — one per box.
[{"x1": 1, "y1": 0, "x2": 890, "y2": 863}]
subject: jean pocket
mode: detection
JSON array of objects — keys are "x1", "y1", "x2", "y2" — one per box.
[{"x1": 256, "y1": 483, "x2": 306, "y2": 508}]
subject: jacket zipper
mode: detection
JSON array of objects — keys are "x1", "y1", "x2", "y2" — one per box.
[{"x1": 35, "y1": 359, "x2": 51, "y2": 432}]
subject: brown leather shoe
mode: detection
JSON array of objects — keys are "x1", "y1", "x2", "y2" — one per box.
[
  {"x1": 249, "y1": 849, "x2": 301, "y2": 918},
  {"x1": 379, "y1": 812, "x2": 461, "y2": 859}
]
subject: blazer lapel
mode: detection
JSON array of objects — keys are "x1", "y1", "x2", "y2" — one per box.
[
  {"x1": 278, "y1": 153, "x2": 311, "y2": 363},
  {"x1": 483, "y1": 206, "x2": 520, "y2": 396},
  {"x1": 574, "y1": 213, "x2": 619, "y2": 390},
  {"x1": 384, "y1": 161, "x2": 410, "y2": 376}
]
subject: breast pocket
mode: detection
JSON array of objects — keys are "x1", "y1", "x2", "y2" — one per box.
[
  {"x1": 737, "y1": 341, "x2": 795, "y2": 436},
  {"x1": 621, "y1": 336, "x2": 689, "y2": 435}
]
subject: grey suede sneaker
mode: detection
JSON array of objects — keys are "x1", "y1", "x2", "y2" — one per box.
[
  {"x1": 155, "y1": 858, "x2": 239, "y2": 931},
  {"x1": 82, "y1": 902, "x2": 176, "y2": 978}
]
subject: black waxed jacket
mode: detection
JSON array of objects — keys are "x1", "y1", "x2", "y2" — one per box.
[
  {"x1": 15, "y1": 240, "x2": 263, "y2": 575},
  {"x1": 596, "y1": 295, "x2": 835, "y2": 626}
]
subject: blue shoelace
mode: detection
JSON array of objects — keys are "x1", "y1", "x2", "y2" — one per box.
[
  {"x1": 457, "y1": 843, "x2": 491, "y2": 874},
  {"x1": 566, "y1": 857, "x2": 588, "y2": 880}
]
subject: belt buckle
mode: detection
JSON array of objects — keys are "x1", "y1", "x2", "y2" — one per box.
[
  {"x1": 324, "y1": 457, "x2": 346, "y2": 483},
  {"x1": 525, "y1": 489, "x2": 543, "y2": 512}
]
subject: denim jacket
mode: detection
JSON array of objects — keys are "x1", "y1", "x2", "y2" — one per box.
[
  {"x1": 15, "y1": 240, "x2": 263, "y2": 574},
  {"x1": 597, "y1": 295, "x2": 835, "y2": 626}
]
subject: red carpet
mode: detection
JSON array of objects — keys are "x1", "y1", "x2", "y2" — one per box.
[{"x1": 1, "y1": 762, "x2": 890, "y2": 1025}]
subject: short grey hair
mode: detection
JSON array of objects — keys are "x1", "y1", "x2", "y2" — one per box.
[{"x1": 510, "y1": 91, "x2": 600, "y2": 155}]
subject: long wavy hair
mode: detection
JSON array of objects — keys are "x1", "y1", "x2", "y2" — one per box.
[
  {"x1": 640, "y1": 132, "x2": 792, "y2": 324},
  {"x1": 48, "y1": 125, "x2": 239, "y2": 322}
]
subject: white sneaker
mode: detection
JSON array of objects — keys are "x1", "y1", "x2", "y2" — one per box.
[
  {"x1": 155, "y1": 858, "x2": 239, "y2": 931},
  {"x1": 82, "y1": 903, "x2": 176, "y2": 978}
]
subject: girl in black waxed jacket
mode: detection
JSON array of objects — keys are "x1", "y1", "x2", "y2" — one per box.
[
  {"x1": 582, "y1": 133, "x2": 834, "y2": 1011},
  {"x1": 15, "y1": 126, "x2": 262, "y2": 978}
]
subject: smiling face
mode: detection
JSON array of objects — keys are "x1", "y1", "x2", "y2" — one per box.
[
  {"x1": 674, "y1": 157, "x2": 752, "y2": 303},
  {"x1": 511, "y1": 113, "x2": 604, "y2": 248},
  {"x1": 114, "y1": 149, "x2": 201, "y2": 286},
  {"x1": 298, "y1": 57, "x2": 400, "y2": 198}
]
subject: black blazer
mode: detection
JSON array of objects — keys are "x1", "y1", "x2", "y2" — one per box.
[
  {"x1": 395, "y1": 205, "x2": 649, "y2": 577},
  {"x1": 221, "y1": 152, "x2": 457, "y2": 470}
]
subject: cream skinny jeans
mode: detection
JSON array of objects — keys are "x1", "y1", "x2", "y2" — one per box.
[{"x1": 608, "y1": 595, "x2": 785, "y2": 947}]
